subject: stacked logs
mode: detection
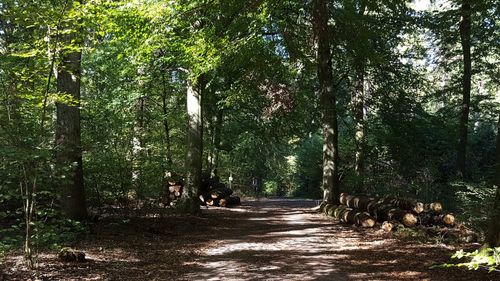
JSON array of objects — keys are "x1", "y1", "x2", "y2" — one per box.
[
  {"x1": 163, "y1": 176, "x2": 241, "y2": 208},
  {"x1": 321, "y1": 193, "x2": 457, "y2": 231},
  {"x1": 199, "y1": 174, "x2": 241, "y2": 208},
  {"x1": 322, "y1": 204, "x2": 376, "y2": 228},
  {"x1": 164, "y1": 180, "x2": 184, "y2": 206}
]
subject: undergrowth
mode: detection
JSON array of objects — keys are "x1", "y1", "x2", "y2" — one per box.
[{"x1": 433, "y1": 247, "x2": 500, "y2": 272}]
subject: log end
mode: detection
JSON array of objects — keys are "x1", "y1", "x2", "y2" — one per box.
[
  {"x1": 360, "y1": 217, "x2": 376, "y2": 228},
  {"x1": 430, "y1": 202, "x2": 443, "y2": 214},
  {"x1": 381, "y1": 221, "x2": 395, "y2": 232},
  {"x1": 339, "y1": 193, "x2": 349, "y2": 205},
  {"x1": 442, "y1": 213, "x2": 455, "y2": 226},
  {"x1": 402, "y1": 213, "x2": 418, "y2": 227},
  {"x1": 219, "y1": 198, "x2": 227, "y2": 207},
  {"x1": 413, "y1": 202, "x2": 424, "y2": 214}
]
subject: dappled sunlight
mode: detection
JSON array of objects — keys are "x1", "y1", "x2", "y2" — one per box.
[
  {"x1": 246, "y1": 217, "x2": 272, "y2": 221},
  {"x1": 84, "y1": 248, "x2": 142, "y2": 263},
  {"x1": 4, "y1": 199, "x2": 496, "y2": 280},
  {"x1": 181, "y1": 199, "x2": 437, "y2": 280}
]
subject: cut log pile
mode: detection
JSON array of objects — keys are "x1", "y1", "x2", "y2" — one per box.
[
  {"x1": 164, "y1": 180, "x2": 184, "y2": 206},
  {"x1": 320, "y1": 193, "x2": 475, "y2": 242},
  {"x1": 199, "y1": 175, "x2": 241, "y2": 208},
  {"x1": 323, "y1": 204, "x2": 376, "y2": 228},
  {"x1": 163, "y1": 176, "x2": 241, "y2": 208}
]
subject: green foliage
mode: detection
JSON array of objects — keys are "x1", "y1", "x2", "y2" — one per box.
[
  {"x1": 263, "y1": 181, "x2": 279, "y2": 197},
  {"x1": 293, "y1": 134, "x2": 323, "y2": 198},
  {"x1": 33, "y1": 218, "x2": 88, "y2": 250},
  {"x1": 435, "y1": 247, "x2": 500, "y2": 272},
  {"x1": 393, "y1": 225, "x2": 429, "y2": 243},
  {"x1": 0, "y1": 212, "x2": 87, "y2": 256},
  {"x1": 0, "y1": 227, "x2": 22, "y2": 258}
]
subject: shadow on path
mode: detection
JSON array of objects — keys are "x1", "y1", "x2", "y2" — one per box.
[
  {"x1": 178, "y1": 198, "x2": 498, "y2": 281},
  {"x1": 3, "y1": 198, "x2": 498, "y2": 280}
]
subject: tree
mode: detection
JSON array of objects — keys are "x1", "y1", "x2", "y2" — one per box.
[
  {"x1": 179, "y1": 75, "x2": 205, "y2": 213},
  {"x1": 457, "y1": 0, "x2": 472, "y2": 177},
  {"x1": 312, "y1": 0, "x2": 340, "y2": 204},
  {"x1": 131, "y1": 92, "x2": 146, "y2": 199},
  {"x1": 353, "y1": 61, "x2": 366, "y2": 191},
  {"x1": 159, "y1": 63, "x2": 173, "y2": 170},
  {"x1": 486, "y1": 114, "x2": 500, "y2": 247},
  {"x1": 55, "y1": 0, "x2": 87, "y2": 220},
  {"x1": 340, "y1": 0, "x2": 369, "y2": 191},
  {"x1": 430, "y1": 0, "x2": 498, "y2": 179},
  {"x1": 210, "y1": 108, "x2": 224, "y2": 174}
]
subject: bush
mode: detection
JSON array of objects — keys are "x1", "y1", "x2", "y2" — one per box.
[
  {"x1": 263, "y1": 181, "x2": 278, "y2": 196},
  {"x1": 436, "y1": 247, "x2": 500, "y2": 272}
]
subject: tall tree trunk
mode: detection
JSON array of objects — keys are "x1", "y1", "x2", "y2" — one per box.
[
  {"x1": 353, "y1": 62, "x2": 365, "y2": 191},
  {"x1": 205, "y1": 113, "x2": 214, "y2": 171},
  {"x1": 457, "y1": 0, "x2": 471, "y2": 177},
  {"x1": 211, "y1": 109, "x2": 223, "y2": 174},
  {"x1": 55, "y1": 6, "x2": 87, "y2": 220},
  {"x1": 312, "y1": 0, "x2": 340, "y2": 204},
  {"x1": 161, "y1": 71, "x2": 173, "y2": 169},
  {"x1": 131, "y1": 96, "x2": 145, "y2": 199},
  {"x1": 179, "y1": 75, "x2": 205, "y2": 213},
  {"x1": 486, "y1": 114, "x2": 500, "y2": 247}
]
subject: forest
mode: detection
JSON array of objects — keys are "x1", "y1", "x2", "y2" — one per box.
[{"x1": 0, "y1": 0, "x2": 499, "y2": 280}]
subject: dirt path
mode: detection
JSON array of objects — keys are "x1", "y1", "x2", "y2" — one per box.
[{"x1": 2, "y1": 198, "x2": 499, "y2": 280}]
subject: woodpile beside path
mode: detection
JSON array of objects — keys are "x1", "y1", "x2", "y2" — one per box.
[
  {"x1": 199, "y1": 174, "x2": 241, "y2": 207},
  {"x1": 164, "y1": 175, "x2": 241, "y2": 208},
  {"x1": 165, "y1": 181, "x2": 184, "y2": 204},
  {"x1": 320, "y1": 193, "x2": 476, "y2": 242}
]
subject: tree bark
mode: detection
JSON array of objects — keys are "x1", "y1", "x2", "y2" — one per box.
[
  {"x1": 340, "y1": 193, "x2": 424, "y2": 216},
  {"x1": 313, "y1": 0, "x2": 340, "y2": 204},
  {"x1": 486, "y1": 114, "x2": 500, "y2": 247},
  {"x1": 457, "y1": 0, "x2": 471, "y2": 177},
  {"x1": 211, "y1": 109, "x2": 223, "y2": 174},
  {"x1": 323, "y1": 204, "x2": 376, "y2": 228},
  {"x1": 381, "y1": 196, "x2": 424, "y2": 214},
  {"x1": 179, "y1": 75, "x2": 206, "y2": 213},
  {"x1": 161, "y1": 70, "x2": 173, "y2": 168},
  {"x1": 55, "y1": 5, "x2": 87, "y2": 220},
  {"x1": 420, "y1": 212, "x2": 456, "y2": 227},
  {"x1": 372, "y1": 204, "x2": 418, "y2": 227},
  {"x1": 131, "y1": 96, "x2": 145, "y2": 199},
  {"x1": 353, "y1": 62, "x2": 365, "y2": 191}
]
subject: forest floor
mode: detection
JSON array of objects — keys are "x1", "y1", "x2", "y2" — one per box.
[{"x1": 1, "y1": 198, "x2": 499, "y2": 281}]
